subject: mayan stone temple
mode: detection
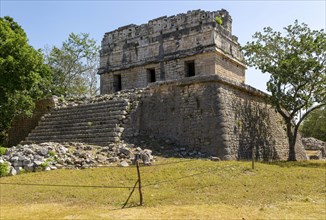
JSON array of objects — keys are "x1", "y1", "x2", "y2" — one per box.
[
  {"x1": 10, "y1": 9, "x2": 307, "y2": 161},
  {"x1": 98, "y1": 9, "x2": 245, "y2": 93}
]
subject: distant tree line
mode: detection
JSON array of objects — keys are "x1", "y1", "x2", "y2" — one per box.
[
  {"x1": 0, "y1": 16, "x2": 100, "y2": 145},
  {"x1": 300, "y1": 107, "x2": 326, "y2": 142}
]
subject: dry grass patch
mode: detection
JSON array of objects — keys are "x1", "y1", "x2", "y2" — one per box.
[
  {"x1": 0, "y1": 159, "x2": 325, "y2": 219},
  {"x1": 1, "y1": 202, "x2": 325, "y2": 220}
]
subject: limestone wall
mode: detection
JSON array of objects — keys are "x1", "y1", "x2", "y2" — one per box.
[
  {"x1": 217, "y1": 79, "x2": 307, "y2": 160},
  {"x1": 126, "y1": 75, "x2": 307, "y2": 160},
  {"x1": 100, "y1": 52, "x2": 245, "y2": 94}
]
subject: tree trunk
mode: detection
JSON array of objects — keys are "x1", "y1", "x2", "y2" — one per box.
[
  {"x1": 286, "y1": 122, "x2": 297, "y2": 161},
  {"x1": 288, "y1": 138, "x2": 296, "y2": 161}
]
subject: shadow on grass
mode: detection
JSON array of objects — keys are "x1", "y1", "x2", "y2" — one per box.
[
  {"x1": 105, "y1": 202, "x2": 142, "y2": 211},
  {"x1": 262, "y1": 160, "x2": 326, "y2": 169}
]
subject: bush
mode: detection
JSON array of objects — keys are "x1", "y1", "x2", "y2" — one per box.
[
  {"x1": 58, "y1": 96, "x2": 65, "y2": 102},
  {"x1": 49, "y1": 151, "x2": 56, "y2": 157},
  {"x1": 40, "y1": 162, "x2": 49, "y2": 168},
  {"x1": 215, "y1": 16, "x2": 223, "y2": 25},
  {"x1": 300, "y1": 107, "x2": 326, "y2": 141},
  {"x1": 0, "y1": 146, "x2": 7, "y2": 156},
  {"x1": 0, "y1": 162, "x2": 10, "y2": 177}
]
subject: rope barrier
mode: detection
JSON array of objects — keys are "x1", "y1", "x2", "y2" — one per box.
[
  {"x1": 0, "y1": 164, "x2": 242, "y2": 191},
  {"x1": 143, "y1": 165, "x2": 241, "y2": 188}
]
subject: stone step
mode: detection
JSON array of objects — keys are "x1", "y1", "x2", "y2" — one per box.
[
  {"x1": 36, "y1": 118, "x2": 119, "y2": 128},
  {"x1": 32, "y1": 124, "x2": 120, "y2": 133},
  {"x1": 28, "y1": 127, "x2": 124, "y2": 136},
  {"x1": 46, "y1": 110, "x2": 128, "y2": 120},
  {"x1": 26, "y1": 131, "x2": 121, "y2": 141},
  {"x1": 51, "y1": 102, "x2": 129, "y2": 113},
  {"x1": 24, "y1": 136, "x2": 120, "y2": 144},
  {"x1": 38, "y1": 115, "x2": 126, "y2": 126},
  {"x1": 24, "y1": 98, "x2": 133, "y2": 146},
  {"x1": 59, "y1": 99, "x2": 128, "y2": 107},
  {"x1": 20, "y1": 140, "x2": 115, "y2": 147},
  {"x1": 53, "y1": 100, "x2": 129, "y2": 114}
]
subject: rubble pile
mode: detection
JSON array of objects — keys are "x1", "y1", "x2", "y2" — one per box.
[{"x1": 0, "y1": 142, "x2": 154, "y2": 176}]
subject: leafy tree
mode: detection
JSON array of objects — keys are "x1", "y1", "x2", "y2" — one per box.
[
  {"x1": 0, "y1": 16, "x2": 52, "y2": 145},
  {"x1": 300, "y1": 107, "x2": 326, "y2": 141},
  {"x1": 242, "y1": 20, "x2": 326, "y2": 161},
  {"x1": 46, "y1": 33, "x2": 100, "y2": 97}
]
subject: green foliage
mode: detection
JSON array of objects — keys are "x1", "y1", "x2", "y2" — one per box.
[
  {"x1": 215, "y1": 16, "x2": 223, "y2": 25},
  {"x1": 0, "y1": 16, "x2": 52, "y2": 144},
  {"x1": 0, "y1": 146, "x2": 7, "y2": 156},
  {"x1": 58, "y1": 96, "x2": 65, "y2": 102},
  {"x1": 0, "y1": 162, "x2": 10, "y2": 177},
  {"x1": 242, "y1": 20, "x2": 326, "y2": 160},
  {"x1": 48, "y1": 151, "x2": 56, "y2": 157},
  {"x1": 300, "y1": 107, "x2": 326, "y2": 141},
  {"x1": 40, "y1": 162, "x2": 49, "y2": 168},
  {"x1": 45, "y1": 33, "x2": 100, "y2": 97}
]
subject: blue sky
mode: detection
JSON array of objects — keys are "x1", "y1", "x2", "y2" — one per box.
[{"x1": 1, "y1": 0, "x2": 325, "y2": 92}]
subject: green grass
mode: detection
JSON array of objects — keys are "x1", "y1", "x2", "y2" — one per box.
[{"x1": 0, "y1": 158, "x2": 325, "y2": 219}]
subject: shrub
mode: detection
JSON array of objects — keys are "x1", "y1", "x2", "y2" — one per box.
[
  {"x1": 45, "y1": 158, "x2": 53, "y2": 163},
  {"x1": 215, "y1": 16, "x2": 223, "y2": 25},
  {"x1": 58, "y1": 96, "x2": 65, "y2": 102},
  {"x1": 40, "y1": 162, "x2": 49, "y2": 168},
  {"x1": 0, "y1": 162, "x2": 10, "y2": 177},
  {"x1": 0, "y1": 146, "x2": 7, "y2": 156},
  {"x1": 49, "y1": 151, "x2": 56, "y2": 157},
  {"x1": 300, "y1": 107, "x2": 326, "y2": 141}
]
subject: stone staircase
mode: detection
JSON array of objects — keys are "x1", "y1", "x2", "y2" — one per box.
[{"x1": 23, "y1": 99, "x2": 131, "y2": 146}]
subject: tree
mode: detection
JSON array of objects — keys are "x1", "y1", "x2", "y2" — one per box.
[
  {"x1": 0, "y1": 16, "x2": 52, "y2": 145},
  {"x1": 46, "y1": 33, "x2": 100, "y2": 97},
  {"x1": 300, "y1": 107, "x2": 326, "y2": 141},
  {"x1": 242, "y1": 20, "x2": 326, "y2": 161}
]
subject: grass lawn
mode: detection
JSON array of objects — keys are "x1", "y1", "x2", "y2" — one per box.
[{"x1": 0, "y1": 158, "x2": 325, "y2": 219}]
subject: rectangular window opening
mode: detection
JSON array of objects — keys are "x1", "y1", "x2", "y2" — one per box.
[
  {"x1": 113, "y1": 74, "x2": 122, "y2": 92},
  {"x1": 147, "y1": 68, "x2": 156, "y2": 83},
  {"x1": 185, "y1": 60, "x2": 195, "y2": 77}
]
